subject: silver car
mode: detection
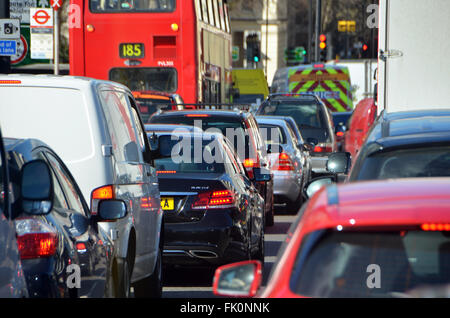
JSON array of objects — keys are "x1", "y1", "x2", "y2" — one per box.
[{"x1": 256, "y1": 116, "x2": 307, "y2": 213}]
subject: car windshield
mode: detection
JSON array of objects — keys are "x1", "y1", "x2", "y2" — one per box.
[
  {"x1": 258, "y1": 100, "x2": 330, "y2": 142},
  {"x1": 155, "y1": 136, "x2": 226, "y2": 174},
  {"x1": 290, "y1": 230, "x2": 450, "y2": 298},
  {"x1": 149, "y1": 115, "x2": 253, "y2": 160},
  {"x1": 355, "y1": 146, "x2": 450, "y2": 180}
]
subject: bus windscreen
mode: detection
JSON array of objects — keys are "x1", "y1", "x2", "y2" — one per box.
[{"x1": 110, "y1": 68, "x2": 178, "y2": 93}]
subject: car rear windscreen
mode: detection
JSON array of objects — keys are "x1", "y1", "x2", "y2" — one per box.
[
  {"x1": 290, "y1": 229, "x2": 450, "y2": 298},
  {"x1": 155, "y1": 135, "x2": 225, "y2": 174},
  {"x1": 258, "y1": 101, "x2": 330, "y2": 142},
  {"x1": 258, "y1": 124, "x2": 286, "y2": 145},
  {"x1": 149, "y1": 115, "x2": 253, "y2": 160},
  {"x1": 355, "y1": 146, "x2": 450, "y2": 180}
]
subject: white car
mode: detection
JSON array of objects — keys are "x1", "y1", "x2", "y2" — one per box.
[{"x1": 0, "y1": 74, "x2": 163, "y2": 297}]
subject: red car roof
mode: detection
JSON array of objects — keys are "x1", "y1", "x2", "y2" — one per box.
[{"x1": 261, "y1": 178, "x2": 450, "y2": 298}]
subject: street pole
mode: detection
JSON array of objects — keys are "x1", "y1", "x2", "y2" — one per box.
[
  {"x1": 308, "y1": 0, "x2": 313, "y2": 63},
  {"x1": 0, "y1": 0, "x2": 11, "y2": 74},
  {"x1": 314, "y1": 0, "x2": 322, "y2": 62},
  {"x1": 54, "y1": 8, "x2": 59, "y2": 75}
]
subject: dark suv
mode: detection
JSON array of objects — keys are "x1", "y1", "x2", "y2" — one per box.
[
  {"x1": 148, "y1": 110, "x2": 275, "y2": 226},
  {"x1": 256, "y1": 93, "x2": 336, "y2": 176}
]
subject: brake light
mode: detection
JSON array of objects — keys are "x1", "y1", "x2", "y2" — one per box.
[
  {"x1": 313, "y1": 145, "x2": 333, "y2": 153},
  {"x1": 76, "y1": 242, "x2": 87, "y2": 253},
  {"x1": 0, "y1": 80, "x2": 21, "y2": 84},
  {"x1": 192, "y1": 190, "x2": 236, "y2": 210},
  {"x1": 157, "y1": 170, "x2": 177, "y2": 174},
  {"x1": 91, "y1": 185, "x2": 115, "y2": 215},
  {"x1": 336, "y1": 131, "x2": 344, "y2": 137},
  {"x1": 421, "y1": 223, "x2": 450, "y2": 231},
  {"x1": 273, "y1": 152, "x2": 295, "y2": 171},
  {"x1": 243, "y1": 158, "x2": 256, "y2": 168},
  {"x1": 15, "y1": 218, "x2": 58, "y2": 259},
  {"x1": 185, "y1": 114, "x2": 210, "y2": 118}
]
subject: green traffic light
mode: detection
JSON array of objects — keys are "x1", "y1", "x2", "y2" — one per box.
[{"x1": 254, "y1": 56, "x2": 259, "y2": 62}]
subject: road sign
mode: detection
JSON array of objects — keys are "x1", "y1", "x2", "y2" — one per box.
[
  {"x1": 51, "y1": 0, "x2": 62, "y2": 10},
  {"x1": 0, "y1": 19, "x2": 21, "y2": 39},
  {"x1": 338, "y1": 20, "x2": 356, "y2": 33},
  {"x1": 0, "y1": 40, "x2": 17, "y2": 56},
  {"x1": 30, "y1": 8, "x2": 53, "y2": 60},
  {"x1": 30, "y1": 8, "x2": 53, "y2": 27}
]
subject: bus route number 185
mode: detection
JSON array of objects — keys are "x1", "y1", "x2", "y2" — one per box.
[{"x1": 119, "y1": 43, "x2": 145, "y2": 59}]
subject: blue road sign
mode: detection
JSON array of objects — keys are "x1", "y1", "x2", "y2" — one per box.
[{"x1": 0, "y1": 40, "x2": 17, "y2": 56}]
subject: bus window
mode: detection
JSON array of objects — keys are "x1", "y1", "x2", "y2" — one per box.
[
  {"x1": 218, "y1": 0, "x2": 226, "y2": 32},
  {"x1": 90, "y1": 0, "x2": 176, "y2": 12},
  {"x1": 207, "y1": 0, "x2": 215, "y2": 26},
  {"x1": 213, "y1": 0, "x2": 221, "y2": 29},
  {"x1": 201, "y1": 0, "x2": 209, "y2": 24},
  {"x1": 110, "y1": 68, "x2": 178, "y2": 93}
]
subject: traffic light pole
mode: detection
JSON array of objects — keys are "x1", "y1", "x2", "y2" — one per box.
[
  {"x1": 314, "y1": 0, "x2": 322, "y2": 62},
  {"x1": 0, "y1": 0, "x2": 11, "y2": 74}
]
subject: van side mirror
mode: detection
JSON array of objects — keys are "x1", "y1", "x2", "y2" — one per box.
[
  {"x1": 326, "y1": 152, "x2": 351, "y2": 174},
  {"x1": 20, "y1": 160, "x2": 53, "y2": 215},
  {"x1": 98, "y1": 200, "x2": 127, "y2": 221}
]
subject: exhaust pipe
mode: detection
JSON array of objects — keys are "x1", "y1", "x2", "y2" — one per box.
[{"x1": 188, "y1": 250, "x2": 219, "y2": 259}]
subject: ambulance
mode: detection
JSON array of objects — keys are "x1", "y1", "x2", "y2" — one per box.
[{"x1": 270, "y1": 64, "x2": 354, "y2": 112}]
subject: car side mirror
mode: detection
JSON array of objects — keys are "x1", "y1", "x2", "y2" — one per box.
[
  {"x1": 20, "y1": 159, "x2": 53, "y2": 215},
  {"x1": 213, "y1": 260, "x2": 262, "y2": 297},
  {"x1": 326, "y1": 152, "x2": 351, "y2": 174},
  {"x1": 97, "y1": 200, "x2": 127, "y2": 221},
  {"x1": 253, "y1": 167, "x2": 271, "y2": 182},
  {"x1": 304, "y1": 176, "x2": 336, "y2": 199},
  {"x1": 306, "y1": 137, "x2": 319, "y2": 147}
]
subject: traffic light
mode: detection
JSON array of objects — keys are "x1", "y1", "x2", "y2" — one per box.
[
  {"x1": 246, "y1": 34, "x2": 260, "y2": 65},
  {"x1": 319, "y1": 34, "x2": 327, "y2": 62}
]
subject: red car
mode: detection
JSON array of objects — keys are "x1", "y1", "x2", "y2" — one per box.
[
  {"x1": 343, "y1": 98, "x2": 377, "y2": 158},
  {"x1": 213, "y1": 178, "x2": 450, "y2": 298}
]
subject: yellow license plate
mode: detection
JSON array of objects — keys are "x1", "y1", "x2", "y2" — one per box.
[{"x1": 160, "y1": 197, "x2": 174, "y2": 211}]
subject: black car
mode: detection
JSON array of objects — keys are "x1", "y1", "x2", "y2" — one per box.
[
  {"x1": 5, "y1": 138, "x2": 122, "y2": 298},
  {"x1": 148, "y1": 109, "x2": 275, "y2": 227},
  {"x1": 0, "y1": 128, "x2": 28, "y2": 298},
  {"x1": 256, "y1": 93, "x2": 337, "y2": 177},
  {"x1": 348, "y1": 110, "x2": 450, "y2": 181},
  {"x1": 151, "y1": 131, "x2": 267, "y2": 267}
]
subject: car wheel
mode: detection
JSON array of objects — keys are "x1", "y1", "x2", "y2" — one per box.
[
  {"x1": 133, "y1": 244, "x2": 163, "y2": 298},
  {"x1": 114, "y1": 257, "x2": 131, "y2": 298}
]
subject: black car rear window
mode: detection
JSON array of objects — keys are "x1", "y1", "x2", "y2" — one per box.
[
  {"x1": 290, "y1": 229, "x2": 450, "y2": 298},
  {"x1": 149, "y1": 115, "x2": 254, "y2": 160},
  {"x1": 155, "y1": 136, "x2": 225, "y2": 174},
  {"x1": 354, "y1": 146, "x2": 450, "y2": 180}
]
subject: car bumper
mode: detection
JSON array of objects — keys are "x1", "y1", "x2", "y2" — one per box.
[{"x1": 163, "y1": 209, "x2": 250, "y2": 266}]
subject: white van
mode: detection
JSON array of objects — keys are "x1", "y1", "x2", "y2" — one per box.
[{"x1": 0, "y1": 74, "x2": 163, "y2": 297}]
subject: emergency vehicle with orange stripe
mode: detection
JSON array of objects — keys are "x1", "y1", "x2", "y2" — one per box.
[{"x1": 271, "y1": 64, "x2": 354, "y2": 112}]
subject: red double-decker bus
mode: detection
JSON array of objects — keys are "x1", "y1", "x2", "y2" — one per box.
[{"x1": 69, "y1": 0, "x2": 233, "y2": 107}]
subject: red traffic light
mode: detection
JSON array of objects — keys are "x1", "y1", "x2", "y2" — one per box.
[
  {"x1": 362, "y1": 44, "x2": 368, "y2": 51},
  {"x1": 319, "y1": 34, "x2": 327, "y2": 42}
]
